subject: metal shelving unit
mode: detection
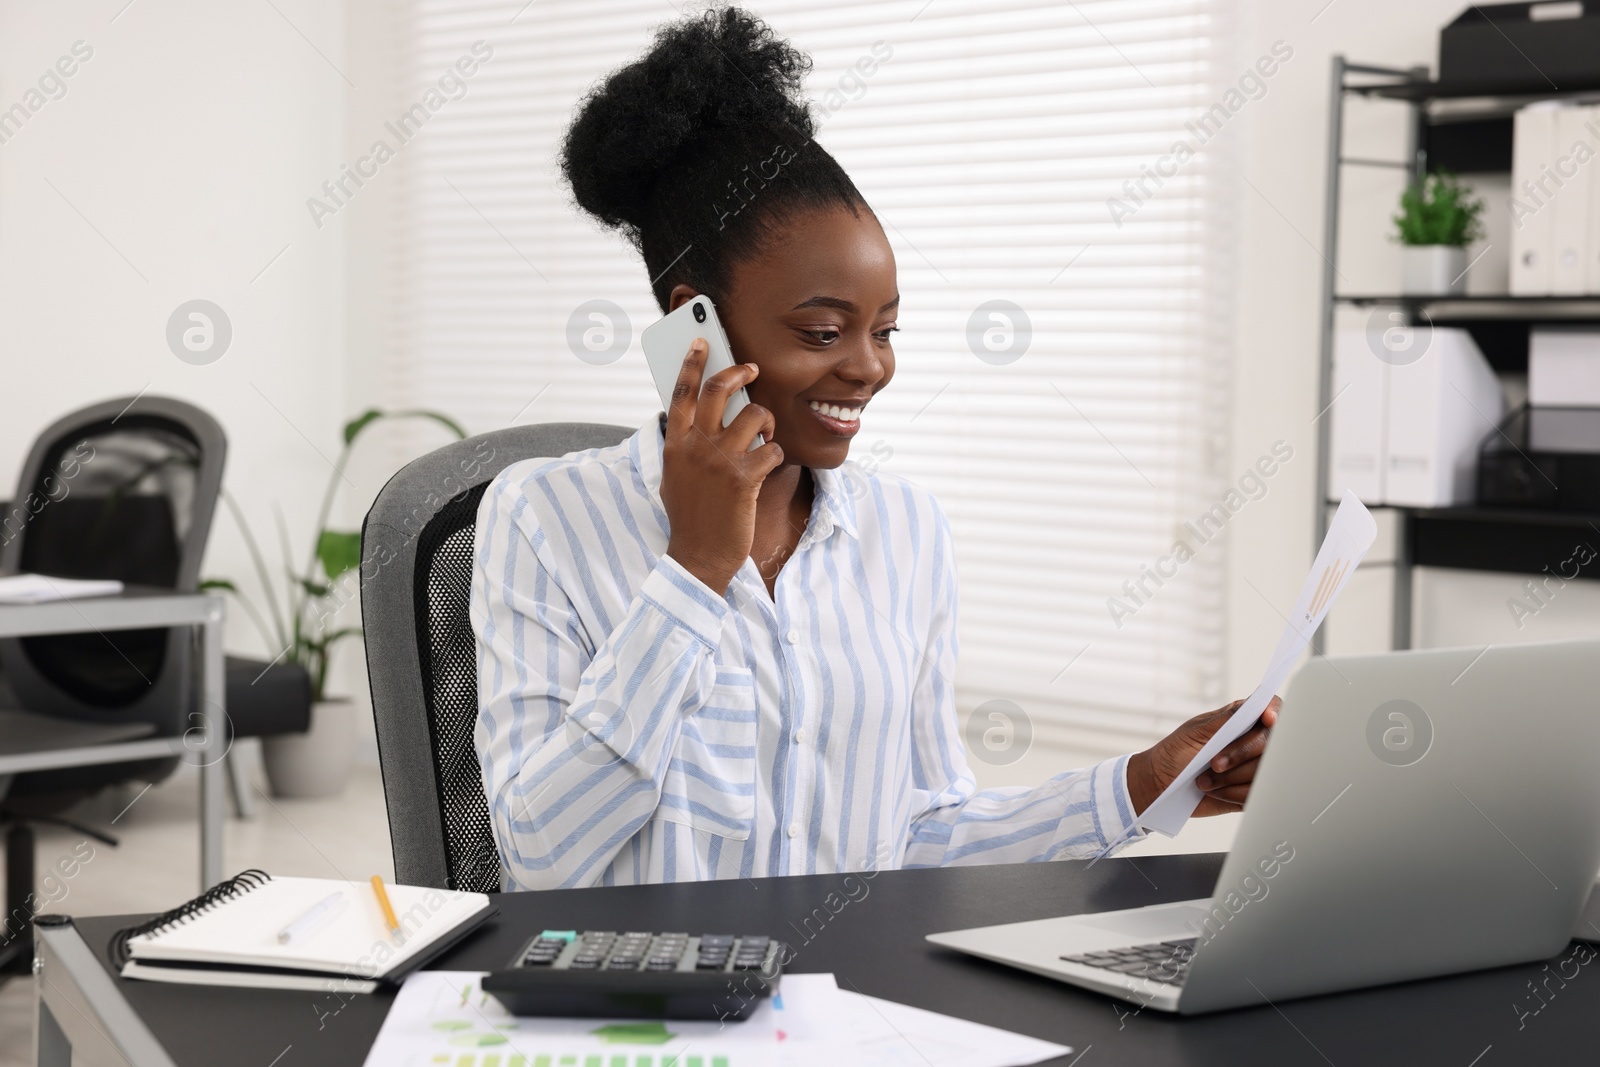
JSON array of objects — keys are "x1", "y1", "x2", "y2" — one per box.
[{"x1": 1314, "y1": 56, "x2": 1600, "y2": 651}]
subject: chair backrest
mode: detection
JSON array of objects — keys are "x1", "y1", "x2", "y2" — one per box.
[
  {"x1": 361, "y1": 422, "x2": 633, "y2": 892},
  {"x1": 0, "y1": 396, "x2": 225, "y2": 728}
]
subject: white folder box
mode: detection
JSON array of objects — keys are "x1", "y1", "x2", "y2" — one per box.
[
  {"x1": 1589, "y1": 105, "x2": 1600, "y2": 293},
  {"x1": 1329, "y1": 328, "x2": 1389, "y2": 504},
  {"x1": 1511, "y1": 103, "x2": 1559, "y2": 296},
  {"x1": 1530, "y1": 327, "x2": 1600, "y2": 407},
  {"x1": 1384, "y1": 328, "x2": 1505, "y2": 507},
  {"x1": 1551, "y1": 106, "x2": 1596, "y2": 295}
]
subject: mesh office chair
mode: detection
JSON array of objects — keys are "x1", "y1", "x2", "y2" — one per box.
[
  {"x1": 0, "y1": 396, "x2": 224, "y2": 977},
  {"x1": 362, "y1": 422, "x2": 632, "y2": 892},
  {"x1": 0, "y1": 396, "x2": 226, "y2": 799}
]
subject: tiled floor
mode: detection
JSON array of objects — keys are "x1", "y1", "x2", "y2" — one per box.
[{"x1": 0, "y1": 740, "x2": 1232, "y2": 1064}]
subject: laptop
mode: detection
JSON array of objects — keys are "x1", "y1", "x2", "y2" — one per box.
[{"x1": 927, "y1": 639, "x2": 1600, "y2": 1014}]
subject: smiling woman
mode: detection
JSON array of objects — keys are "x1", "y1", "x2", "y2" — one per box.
[{"x1": 468, "y1": 7, "x2": 1276, "y2": 891}]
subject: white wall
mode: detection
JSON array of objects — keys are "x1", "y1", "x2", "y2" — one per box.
[{"x1": 0, "y1": 2, "x2": 347, "y2": 683}]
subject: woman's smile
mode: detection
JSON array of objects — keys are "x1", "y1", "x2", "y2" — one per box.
[{"x1": 805, "y1": 398, "x2": 866, "y2": 437}]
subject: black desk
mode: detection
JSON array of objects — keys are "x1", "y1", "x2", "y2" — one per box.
[{"x1": 36, "y1": 855, "x2": 1599, "y2": 1065}]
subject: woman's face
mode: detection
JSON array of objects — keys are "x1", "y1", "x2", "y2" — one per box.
[{"x1": 668, "y1": 205, "x2": 898, "y2": 470}]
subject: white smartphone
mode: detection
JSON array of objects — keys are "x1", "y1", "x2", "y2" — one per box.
[{"x1": 640, "y1": 295, "x2": 763, "y2": 449}]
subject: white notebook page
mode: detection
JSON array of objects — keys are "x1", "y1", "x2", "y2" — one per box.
[{"x1": 127, "y1": 876, "x2": 490, "y2": 977}]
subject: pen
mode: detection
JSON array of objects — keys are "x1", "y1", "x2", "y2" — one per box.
[
  {"x1": 371, "y1": 874, "x2": 401, "y2": 936},
  {"x1": 277, "y1": 892, "x2": 346, "y2": 945}
]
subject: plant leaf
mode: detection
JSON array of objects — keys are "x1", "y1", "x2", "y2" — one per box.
[
  {"x1": 343, "y1": 408, "x2": 466, "y2": 447},
  {"x1": 299, "y1": 578, "x2": 333, "y2": 598},
  {"x1": 317, "y1": 530, "x2": 363, "y2": 581},
  {"x1": 343, "y1": 409, "x2": 384, "y2": 446},
  {"x1": 199, "y1": 578, "x2": 238, "y2": 592},
  {"x1": 1393, "y1": 171, "x2": 1484, "y2": 248}
]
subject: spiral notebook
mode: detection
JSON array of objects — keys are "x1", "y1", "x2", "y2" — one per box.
[{"x1": 111, "y1": 870, "x2": 496, "y2": 993}]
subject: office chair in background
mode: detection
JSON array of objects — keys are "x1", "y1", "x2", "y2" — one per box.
[
  {"x1": 0, "y1": 396, "x2": 225, "y2": 800},
  {"x1": 0, "y1": 396, "x2": 312, "y2": 977},
  {"x1": 361, "y1": 422, "x2": 632, "y2": 893},
  {"x1": 0, "y1": 396, "x2": 222, "y2": 976}
]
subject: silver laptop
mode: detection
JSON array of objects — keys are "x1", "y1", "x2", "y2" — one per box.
[{"x1": 927, "y1": 639, "x2": 1600, "y2": 1014}]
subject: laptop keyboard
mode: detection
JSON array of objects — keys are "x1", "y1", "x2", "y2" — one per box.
[{"x1": 1060, "y1": 938, "x2": 1197, "y2": 986}]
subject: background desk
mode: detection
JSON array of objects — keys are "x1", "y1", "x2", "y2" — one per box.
[
  {"x1": 36, "y1": 854, "x2": 1598, "y2": 1066},
  {"x1": 0, "y1": 589, "x2": 227, "y2": 891}
]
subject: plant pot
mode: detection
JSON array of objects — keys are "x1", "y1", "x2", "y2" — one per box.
[
  {"x1": 1402, "y1": 245, "x2": 1469, "y2": 296},
  {"x1": 262, "y1": 698, "x2": 356, "y2": 799}
]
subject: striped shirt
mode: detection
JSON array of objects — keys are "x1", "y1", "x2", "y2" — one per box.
[{"x1": 472, "y1": 415, "x2": 1144, "y2": 890}]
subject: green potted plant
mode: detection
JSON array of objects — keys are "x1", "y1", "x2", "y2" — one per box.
[
  {"x1": 1392, "y1": 171, "x2": 1485, "y2": 296},
  {"x1": 206, "y1": 408, "x2": 464, "y2": 797}
]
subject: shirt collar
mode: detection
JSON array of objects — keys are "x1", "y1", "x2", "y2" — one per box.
[
  {"x1": 811, "y1": 463, "x2": 859, "y2": 541},
  {"x1": 637, "y1": 412, "x2": 859, "y2": 543}
]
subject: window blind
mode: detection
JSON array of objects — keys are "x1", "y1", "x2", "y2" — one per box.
[{"x1": 386, "y1": 0, "x2": 1238, "y2": 748}]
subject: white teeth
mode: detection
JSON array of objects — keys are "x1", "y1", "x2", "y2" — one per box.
[{"x1": 809, "y1": 400, "x2": 861, "y2": 422}]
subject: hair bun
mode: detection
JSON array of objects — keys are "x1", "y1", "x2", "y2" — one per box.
[{"x1": 562, "y1": 7, "x2": 815, "y2": 240}]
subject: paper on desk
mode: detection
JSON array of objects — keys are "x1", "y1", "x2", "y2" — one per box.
[
  {"x1": 362, "y1": 970, "x2": 778, "y2": 1067},
  {"x1": 774, "y1": 974, "x2": 1069, "y2": 1067},
  {"x1": 1130, "y1": 491, "x2": 1377, "y2": 839},
  {"x1": 0, "y1": 574, "x2": 123, "y2": 604},
  {"x1": 364, "y1": 970, "x2": 1066, "y2": 1067}
]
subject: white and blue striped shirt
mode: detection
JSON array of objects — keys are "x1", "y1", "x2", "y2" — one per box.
[{"x1": 472, "y1": 416, "x2": 1143, "y2": 890}]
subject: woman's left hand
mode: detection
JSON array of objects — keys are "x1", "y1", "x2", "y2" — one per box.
[{"x1": 1126, "y1": 696, "x2": 1280, "y2": 817}]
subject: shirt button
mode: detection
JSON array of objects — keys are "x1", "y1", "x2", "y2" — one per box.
[
  {"x1": 785, "y1": 629, "x2": 799, "y2": 644},
  {"x1": 794, "y1": 728, "x2": 808, "y2": 744},
  {"x1": 787, "y1": 823, "x2": 800, "y2": 838}
]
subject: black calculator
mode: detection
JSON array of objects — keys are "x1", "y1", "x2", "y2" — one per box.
[{"x1": 481, "y1": 929, "x2": 785, "y2": 1020}]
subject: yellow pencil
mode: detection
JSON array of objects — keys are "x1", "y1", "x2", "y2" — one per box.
[{"x1": 370, "y1": 874, "x2": 400, "y2": 934}]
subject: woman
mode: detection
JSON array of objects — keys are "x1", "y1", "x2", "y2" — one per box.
[{"x1": 472, "y1": 8, "x2": 1276, "y2": 891}]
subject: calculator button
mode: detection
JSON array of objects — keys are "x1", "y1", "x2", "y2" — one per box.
[
  {"x1": 699, "y1": 935, "x2": 733, "y2": 947},
  {"x1": 740, "y1": 936, "x2": 770, "y2": 947}
]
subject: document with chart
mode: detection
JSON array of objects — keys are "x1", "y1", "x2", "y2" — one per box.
[
  {"x1": 362, "y1": 971, "x2": 778, "y2": 1067},
  {"x1": 1130, "y1": 490, "x2": 1378, "y2": 840}
]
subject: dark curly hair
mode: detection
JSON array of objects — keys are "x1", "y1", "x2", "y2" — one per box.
[{"x1": 560, "y1": 6, "x2": 871, "y2": 311}]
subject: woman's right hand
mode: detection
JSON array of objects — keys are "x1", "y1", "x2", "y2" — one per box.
[{"x1": 660, "y1": 339, "x2": 782, "y2": 594}]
